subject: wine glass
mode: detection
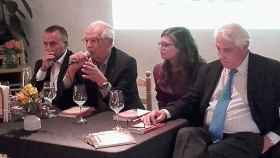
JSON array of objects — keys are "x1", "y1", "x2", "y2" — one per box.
[
  {"x1": 109, "y1": 90, "x2": 125, "y2": 131},
  {"x1": 73, "y1": 84, "x2": 87, "y2": 124},
  {"x1": 42, "y1": 82, "x2": 56, "y2": 118},
  {"x1": 22, "y1": 66, "x2": 33, "y2": 86}
]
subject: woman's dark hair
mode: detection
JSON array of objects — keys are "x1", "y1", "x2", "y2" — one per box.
[{"x1": 161, "y1": 27, "x2": 205, "y2": 85}]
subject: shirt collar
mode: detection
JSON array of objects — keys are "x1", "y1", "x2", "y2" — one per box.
[
  {"x1": 56, "y1": 49, "x2": 67, "y2": 64},
  {"x1": 102, "y1": 51, "x2": 111, "y2": 66},
  {"x1": 224, "y1": 51, "x2": 249, "y2": 75},
  {"x1": 236, "y1": 51, "x2": 249, "y2": 75}
]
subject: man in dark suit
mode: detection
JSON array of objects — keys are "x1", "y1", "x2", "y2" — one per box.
[
  {"x1": 63, "y1": 21, "x2": 143, "y2": 112},
  {"x1": 143, "y1": 23, "x2": 280, "y2": 158},
  {"x1": 31, "y1": 25, "x2": 75, "y2": 110}
]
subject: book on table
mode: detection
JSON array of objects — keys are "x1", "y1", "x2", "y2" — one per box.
[
  {"x1": 83, "y1": 130, "x2": 136, "y2": 148},
  {"x1": 128, "y1": 122, "x2": 165, "y2": 134},
  {"x1": 58, "y1": 106, "x2": 95, "y2": 118},
  {"x1": 113, "y1": 108, "x2": 150, "y2": 122}
]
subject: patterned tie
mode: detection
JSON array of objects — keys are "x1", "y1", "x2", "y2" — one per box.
[{"x1": 209, "y1": 69, "x2": 237, "y2": 142}]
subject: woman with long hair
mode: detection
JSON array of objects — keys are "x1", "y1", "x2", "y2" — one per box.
[{"x1": 154, "y1": 27, "x2": 205, "y2": 108}]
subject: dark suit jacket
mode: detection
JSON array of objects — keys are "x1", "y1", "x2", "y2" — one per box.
[
  {"x1": 167, "y1": 52, "x2": 280, "y2": 136},
  {"x1": 31, "y1": 49, "x2": 75, "y2": 110},
  {"x1": 73, "y1": 47, "x2": 143, "y2": 112}
]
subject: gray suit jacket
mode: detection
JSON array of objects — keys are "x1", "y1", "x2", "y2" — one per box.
[{"x1": 74, "y1": 47, "x2": 143, "y2": 112}]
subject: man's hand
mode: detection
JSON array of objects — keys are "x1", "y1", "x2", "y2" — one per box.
[
  {"x1": 141, "y1": 110, "x2": 167, "y2": 126},
  {"x1": 81, "y1": 59, "x2": 107, "y2": 86},
  {"x1": 68, "y1": 51, "x2": 89, "y2": 73},
  {"x1": 41, "y1": 51, "x2": 56, "y2": 71},
  {"x1": 64, "y1": 51, "x2": 89, "y2": 83},
  {"x1": 262, "y1": 136, "x2": 274, "y2": 153},
  {"x1": 69, "y1": 51, "x2": 89, "y2": 65}
]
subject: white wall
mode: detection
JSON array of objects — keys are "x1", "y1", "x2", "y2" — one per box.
[
  {"x1": 23, "y1": 0, "x2": 280, "y2": 77},
  {"x1": 24, "y1": 0, "x2": 112, "y2": 66},
  {"x1": 20, "y1": 1, "x2": 280, "y2": 109},
  {"x1": 115, "y1": 29, "x2": 280, "y2": 76}
]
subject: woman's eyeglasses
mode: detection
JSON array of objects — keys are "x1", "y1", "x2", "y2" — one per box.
[{"x1": 158, "y1": 42, "x2": 175, "y2": 48}]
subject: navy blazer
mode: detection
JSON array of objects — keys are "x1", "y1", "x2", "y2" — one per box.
[
  {"x1": 167, "y1": 52, "x2": 280, "y2": 135},
  {"x1": 31, "y1": 49, "x2": 75, "y2": 110}
]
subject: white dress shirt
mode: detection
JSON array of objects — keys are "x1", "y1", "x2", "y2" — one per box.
[{"x1": 36, "y1": 49, "x2": 67, "y2": 92}]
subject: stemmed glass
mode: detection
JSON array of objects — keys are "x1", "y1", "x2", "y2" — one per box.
[
  {"x1": 42, "y1": 82, "x2": 57, "y2": 118},
  {"x1": 73, "y1": 84, "x2": 87, "y2": 124},
  {"x1": 22, "y1": 66, "x2": 32, "y2": 86},
  {"x1": 109, "y1": 90, "x2": 125, "y2": 131}
]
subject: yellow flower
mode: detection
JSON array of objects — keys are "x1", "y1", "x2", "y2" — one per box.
[
  {"x1": 16, "y1": 92, "x2": 29, "y2": 105},
  {"x1": 16, "y1": 84, "x2": 39, "y2": 106}
]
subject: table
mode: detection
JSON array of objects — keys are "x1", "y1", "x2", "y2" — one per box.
[{"x1": 0, "y1": 111, "x2": 187, "y2": 158}]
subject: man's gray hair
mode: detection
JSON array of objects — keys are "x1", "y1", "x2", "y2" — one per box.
[
  {"x1": 89, "y1": 20, "x2": 115, "y2": 43},
  {"x1": 214, "y1": 23, "x2": 250, "y2": 48}
]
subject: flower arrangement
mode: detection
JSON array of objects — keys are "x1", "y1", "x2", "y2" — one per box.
[
  {"x1": 1, "y1": 39, "x2": 22, "y2": 68},
  {"x1": 16, "y1": 84, "x2": 40, "y2": 113},
  {"x1": 3, "y1": 39, "x2": 22, "y2": 54}
]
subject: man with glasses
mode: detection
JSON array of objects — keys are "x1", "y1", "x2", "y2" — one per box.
[
  {"x1": 63, "y1": 20, "x2": 143, "y2": 112},
  {"x1": 31, "y1": 25, "x2": 75, "y2": 110}
]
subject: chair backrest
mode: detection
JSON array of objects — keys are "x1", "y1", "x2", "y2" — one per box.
[{"x1": 137, "y1": 71, "x2": 152, "y2": 110}]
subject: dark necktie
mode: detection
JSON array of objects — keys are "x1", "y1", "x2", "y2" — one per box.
[{"x1": 209, "y1": 69, "x2": 237, "y2": 142}]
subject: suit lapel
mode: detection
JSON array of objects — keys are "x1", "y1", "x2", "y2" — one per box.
[
  {"x1": 57, "y1": 50, "x2": 71, "y2": 80},
  {"x1": 57, "y1": 50, "x2": 71, "y2": 92},
  {"x1": 247, "y1": 53, "x2": 262, "y2": 107},
  {"x1": 201, "y1": 62, "x2": 223, "y2": 111},
  {"x1": 105, "y1": 48, "x2": 117, "y2": 83}
]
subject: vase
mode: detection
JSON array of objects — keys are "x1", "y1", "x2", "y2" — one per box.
[
  {"x1": 23, "y1": 101, "x2": 41, "y2": 131},
  {"x1": 24, "y1": 114, "x2": 41, "y2": 131}
]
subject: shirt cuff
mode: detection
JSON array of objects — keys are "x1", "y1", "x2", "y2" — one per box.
[
  {"x1": 266, "y1": 132, "x2": 280, "y2": 145},
  {"x1": 36, "y1": 69, "x2": 47, "y2": 81},
  {"x1": 161, "y1": 109, "x2": 171, "y2": 119}
]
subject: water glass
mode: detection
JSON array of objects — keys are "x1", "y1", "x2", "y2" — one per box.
[{"x1": 109, "y1": 90, "x2": 125, "y2": 131}]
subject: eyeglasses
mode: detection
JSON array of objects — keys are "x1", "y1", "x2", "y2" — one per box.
[{"x1": 158, "y1": 42, "x2": 175, "y2": 48}]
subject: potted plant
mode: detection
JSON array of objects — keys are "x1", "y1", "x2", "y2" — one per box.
[{"x1": 0, "y1": 0, "x2": 32, "y2": 45}]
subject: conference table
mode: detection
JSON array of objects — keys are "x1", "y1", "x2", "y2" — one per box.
[{"x1": 0, "y1": 111, "x2": 187, "y2": 158}]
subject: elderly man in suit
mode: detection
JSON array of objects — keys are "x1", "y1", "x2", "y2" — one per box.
[
  {"x1": 142, "y1": 23, "x2": 280, "y2": 158},
  {"x1": 63, "y1": 20, "x2": 143, "y2": 112},
  {"x1": 31, "y1": 25, "x2": 75, "y2": 110}
]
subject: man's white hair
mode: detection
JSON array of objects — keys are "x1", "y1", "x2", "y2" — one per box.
[
  {"x1": 214, "y1": 23, "x2": 250, "y2": 48},
  {"x1": 88, "y1": 20, "x2": 115, "y2": 44}
]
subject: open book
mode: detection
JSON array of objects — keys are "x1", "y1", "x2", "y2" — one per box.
[
  {"x1": 83, "y1": 130, "x2": 136, "y2": 148},
  {"x1": 114, "y1": 109, "x2": 150, "y2": 122},
  {"x1": 58, "y1": 106, "x2": 95, "y2": 118}
]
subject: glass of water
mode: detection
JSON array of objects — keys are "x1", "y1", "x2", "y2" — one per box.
[
  {"x1": 109, "y1": 90, "x2": 125, "y2": 131},
  {"x1": 73, "y1": 84, "x2": 87, "y2": 124}
]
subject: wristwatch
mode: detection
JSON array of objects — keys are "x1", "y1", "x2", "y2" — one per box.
[{"x1": 101, "y1": 81, "x2": 112, "y2": 91}]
